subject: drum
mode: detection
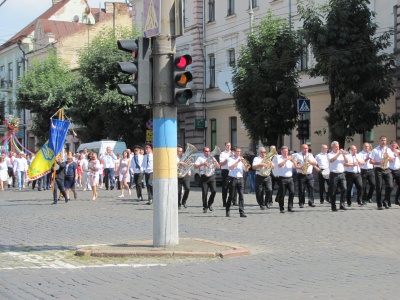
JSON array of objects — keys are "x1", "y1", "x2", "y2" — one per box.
[{"x1": 322, "y1": 168, "x2": 330, "y2": 179}]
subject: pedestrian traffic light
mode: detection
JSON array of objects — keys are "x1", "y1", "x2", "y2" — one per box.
[
  {"x1": 297, "y1": 120, "x2": 310, "y2": 140},
  {"x1": 173, "y1": 54, "x2": 193, "y2": 105},
  {"x1": 116, "y1": 37, "x2": 151, "y2": 105}
]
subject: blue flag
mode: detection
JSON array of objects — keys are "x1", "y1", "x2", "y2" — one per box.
[{"x1": 48, "y1": 119, "x2": 70, "y2": 156}]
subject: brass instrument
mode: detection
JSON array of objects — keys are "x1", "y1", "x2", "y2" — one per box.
[
  {"x1": 178, "y1": 143, "x2": 198, "y2": 178},
  {"x1": 242, "y1": 157, "x2": 251, "y2": 170},
  {"x1": 259, "y1": 148, "x2": 277, "y2": 176},
  {"x1": 301, "y1": 155, "x2": 311, "y2": 175},
  {"x1": 382, "y1": 147, "x2": 389, "y2": 170},
  {"x1": 204, "y1": 146, "x2": 221, "y2": 176}
]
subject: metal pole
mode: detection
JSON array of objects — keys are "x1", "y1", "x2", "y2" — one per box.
[
  {"x1": 152, "y1": 0, "x2": 179, "y2": 246},
  {"x1": 249, "y1": 0, "x2": 254, "y2": 34}
]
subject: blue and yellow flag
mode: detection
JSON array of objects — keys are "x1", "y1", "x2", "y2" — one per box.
[{"x1": 28, "y1": 118, "x2": 70, "y2": 180}]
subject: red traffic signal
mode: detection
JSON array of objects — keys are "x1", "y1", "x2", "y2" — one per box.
[{"x1": 174, "y1": 54, "x2": 193, "y2": 105}]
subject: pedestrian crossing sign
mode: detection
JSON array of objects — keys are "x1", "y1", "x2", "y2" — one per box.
[{"x1": 297, "y1": 99, "x2": 311, "y2": 113}]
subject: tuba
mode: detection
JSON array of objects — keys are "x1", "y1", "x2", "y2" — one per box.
[
  {"x1": 178, "y1": 143, "x2": 198, "y2": 178},
  {"x1": 259, "y1": 148, "x2": 277, "y2": 176},
  {"x1": 204, "y1": 146, "x2": 221, "y2": 176}
]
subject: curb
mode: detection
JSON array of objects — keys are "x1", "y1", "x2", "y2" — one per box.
[{"x1": 75, "y1": 238, "x2": 251, "y2": 259}]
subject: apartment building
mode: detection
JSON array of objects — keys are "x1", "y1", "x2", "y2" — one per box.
[{"x1": 132, "y1": 0, "x2": 398, "y2": 152}]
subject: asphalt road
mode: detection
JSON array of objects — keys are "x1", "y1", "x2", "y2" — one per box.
[{"x1": 0, "y1": 184, "x2": 399, "y2": 299}]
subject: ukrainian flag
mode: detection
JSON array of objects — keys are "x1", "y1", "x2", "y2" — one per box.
[{"x1": 27, "y1": 118, "x2": 70, "y2": 180}]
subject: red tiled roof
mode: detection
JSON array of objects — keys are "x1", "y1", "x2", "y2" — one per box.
[{"x1": 37, "y1": 19, "x2": 87, "y2": 40}]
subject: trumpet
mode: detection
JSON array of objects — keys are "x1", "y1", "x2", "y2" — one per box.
[{"x1": 241, "y1": 157, "x2": 251, "y2": 170}]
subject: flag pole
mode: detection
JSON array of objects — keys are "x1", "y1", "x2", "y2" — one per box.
[{"x1": 51, "y1": 109, "x2": 63, "y2": 193}]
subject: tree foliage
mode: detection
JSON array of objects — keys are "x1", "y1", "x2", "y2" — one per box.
[
  {"x1": 298, "y1": 0, "x2": 397, "y2": 147},
  {"x1": 232, "y1": 11, "x2": 302, "y2": 146},
  {"x1": 15, "y1": 51, "x2": 76, "y2": 142},
  {"x1": 70, "y1": 27, "x2": 151, "y2": 148}
]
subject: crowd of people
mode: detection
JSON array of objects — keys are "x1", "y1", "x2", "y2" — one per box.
[
  {"x1": 177, "y1": 136, "x2": 400, "y2": 217},
  {"x1": 2, "y1": 136, "x2": 399, "y2": 215}
]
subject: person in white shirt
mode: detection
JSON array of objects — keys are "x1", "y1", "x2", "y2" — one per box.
[
  {"x1": 194, "y1": 146, "x2": 221, "y2": 213},
  {"x1": 294, "y1": 144, "x2": 318, "y2": 208},
  {"x1": 131, "y1": 145, "x2": 144, "y2": 201},
  {"x1": 268, "y1": 145, "x2": 280, "y2": 206},
  {"x1": 252, "y1": 147, "x2": 274, "y2": 210},
  {"x1": 177, "y1": 145, "x2": 191, "y2": 209},
  {"x1": 344, "y1": 145, "x2": 365, "y2": 207},
  {"x1": 5, "y1": 152, "x2": 16, "y2": 188},
  {"x1": 359, "y1": 142, "x2": 375, "y2": 204},
  {"x1": 80, "y1": 155, "x2": 91, "y2": 191},
  {"x1": 226, "y1": 147, "x2": 249, "y2": 217},
  {"x1": 272, "y1": 146, "x2": 300, "y2": 213},
  {"x1": 219, "y1": 142, "x2": 232, "y2": 207},
  {"x1": 327, "y1": 141, "x2": 348, "y2": 211},
  {"x1": 314, "y1": 144, "x2": 330, "y2": 204},
  {"x1": 370, "y1": 136, "x2": 395, "y2": 209},
  {"x1": 142, "y1": 143, "x2": 154, "y2": 205},
  {"x1": 99, "y1": 147, "x2": 117, "y2": 190},
  {"x1": 13, "y1": 152, "x2": 28, "y2": 190},
  {"x1": 389, "y1": 140, "x2": 400, "y2": 206}
]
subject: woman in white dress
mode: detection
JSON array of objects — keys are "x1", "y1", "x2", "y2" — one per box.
[
  {"x1": 118, "y1": 150, "x2": 131, "y2": 198},
  {"x1": 88, "y1": 152, "x2": 101, "y2": 201},
  {"x1": 0, "y1": 155, "x2": 8, "y2": 191}
]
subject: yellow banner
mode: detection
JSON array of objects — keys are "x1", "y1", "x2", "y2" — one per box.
[{"x1": 27, "y1": 141, "x2": 56, "y2": 180}]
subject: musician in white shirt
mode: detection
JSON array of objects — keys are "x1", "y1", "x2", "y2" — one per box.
[
  {"x1": 294, "y1": 144, "x2": 317, "y2": 208},
  {"x1": 327, "y1": 141, "x2": 348, "y2": 211},
  {"x1": 314, "y1": 144, "x2": 330, "y2": 204},
  {"x1": 344, "y1": 145, "x2": 365, "y2": 207},
  {"x1": 252, "y1": 147, "x2": 274, "y2": 210},
  {"x1": 219, "y1": 142, "x2": 232, "y2": 207},
  {"x1": 194, "y1": 147, "x2": 220, "y2": 213},
  {"x1": 272, "y1": 146, "x2": 300, "y2": 213},
  {"x1": 370, "y1": 136, "x2": 395, "y2": 209},
  {"x1": 359, "y1": 142, "x2": 375, "y2": 204},
  {"x1": 177, "y1": 145, "x2": 191, "y2": 209},
  {"x1": 389, "y1": 140, "x2": 400, "y2": 206},
  {"x1": 226, "y1": 147, "x2": 249, "y2": 217}
]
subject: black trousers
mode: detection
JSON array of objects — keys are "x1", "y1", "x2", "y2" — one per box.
[
  {"x1": 317, "y1": 170, "x2": 329, "y2": 202},
  {"x1": 221, "y1": 169, "x2": 229, "y2": 206},
  {"x1": 278, "y1": 176, "x2": 294, "y2": 210},
  {"x1": 329, "y1": 172, "x2": 347, "y2": 209},
  {"x1": 201, "y1": 174, "x2": 217, "y2": 209},
  {"x1": 345, "y1": 172, "x2": 363, "y2": 204},
  {"x1": 7, "y1": 167, "x2": 15, "y2": 187},
  {"x1": 361, "y1": 169, "x2": 375, "y2": 201},
  {"x1": 53, "y1": 178, "x2": 68, "y2": 202},
  {"x1": 255, "y1": 174, "x2": 272, "y2": 207},
  {"x1": 178, "y1": 176, "x2": 190, "y2": 206},
  {"x1": 392, "y1": 169, "x2": 400, "y2": 203},
  {"x1": 144, "y1": 173, "x2": 153, "y2": 200},
  {"x1": 269, "y1": 174, "x2": 281, "y2": 203},
  {"x1": 374, "y1": 168, "x2": 392, "y2": 208},
  {"x1": 226, "y1": 177, "x2": 245, "y2": 214},
  {"x1": 297, "y1": 173, "x2": 315, "y2": 205},
  {"x1": 134, "y1": 173, "x2": 143, "y2": 199}
]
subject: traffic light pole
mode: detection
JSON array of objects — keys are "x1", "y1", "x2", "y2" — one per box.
[{"x1": 152, "y1": 0, "x2": 179, "y2": 246}]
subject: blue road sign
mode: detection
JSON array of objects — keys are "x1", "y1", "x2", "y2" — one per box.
[{"x1": 297, "y1": 99, "x2": 311, "y2": 113}]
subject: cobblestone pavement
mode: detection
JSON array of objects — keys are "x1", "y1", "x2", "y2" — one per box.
[{"x1": 0, "y1": 185, "x2": 399, "y2": 299}]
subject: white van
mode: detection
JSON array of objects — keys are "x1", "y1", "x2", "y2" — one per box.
[{"x1": 76, "y1": 140, "x2": 127, "y2": 157}]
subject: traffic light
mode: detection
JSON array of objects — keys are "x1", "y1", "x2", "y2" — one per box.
[
  {"x1": 116, "y1": 37, "x2": 151, "y2": 105},
  {"x1": 297, "y1": 120, "x2": 310, "y2": 140},
  {"x1": 173, "y1": 54, "x2": 193, "y2": 105}
]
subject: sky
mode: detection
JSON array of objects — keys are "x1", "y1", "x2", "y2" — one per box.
[{"x1": 0, "y1": 0, "x2": 127, "y2": 45}]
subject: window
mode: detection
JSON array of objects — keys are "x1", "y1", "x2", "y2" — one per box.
[
  {"x1": 228, "y1": 49, "x2": 235, "y2": 68},
  {"x1": 17, "y1": 61, "x2": 23, "y2": 78},
  {"x1": 211, "y1": 119, "x2": 217, "y2": 149},
  {"x1": 209, "y1": 54, "x2": 215, "y2": 88},
  {"x1": 208, "y1": 0, "x2": 215, "y2": 22},
  {"x1": 249, "y1": 0, "x2": 258, "y2": 8},
  {"x1": 230, "y1": 117, "x2": 237, "y2": 147},
  {"x1": 0, "y1": 100, "x2": 5, "y2": 122},
  {"x1": 297, "y1": 34, "x2": 312, "y2": 71},
  {"x1": 227, "y1": 0, "x2": 235, "y2": 16},
  {"x1": 8, "y1": 62, "x2": 13, "y2": 87}
]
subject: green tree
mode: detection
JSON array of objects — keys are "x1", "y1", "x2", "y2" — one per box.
[
  {"x1": 232, "y1": 12, "x2": 302, "y2": 146},
  {"x1": 15, "y1": 52, "x2": 76, "y2": 142},
  {"x1": 70, "y1": 27, "x2": 150, "y2": 148},
  {"x1": 298, "y1": 0, "x2": 397, "y2": 147}
]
